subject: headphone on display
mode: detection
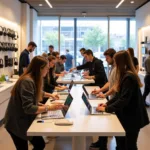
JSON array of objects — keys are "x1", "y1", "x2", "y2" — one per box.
[
  {"x1": 13, "y1": 31, "x2": 19, "y2": 40},
  {"x1": 14, "y1": 43, "x2": 18, "y2": 52},
  {"x1": 0, "y1": 26, "x2": 3, "y2": 36},
  {"x1": 14, "y1": 57, "x2": 18, "y2": 66},
  {"x1": 3, "y1": 27, "x2": 7, "y2": 36},
  {"x1": 0, "y1": 42, "x2": 3, "y2": 51},
  {"x1": 0, "y1": 58, "x2": 4, "y2": 68}
]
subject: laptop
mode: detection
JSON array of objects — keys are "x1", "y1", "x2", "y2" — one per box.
[
  {"x1": 82, "y1": 93, "x2": 109, "y2": 115},
  {"x1": 58, "y1": 80, "x2": 74, "y2": 95},
  {"x1": 41, "y1": 94, "x2": 73, "y2": 119},
  {"x1": 82, "y1": 85, "x2": 101, "y2": 100}
]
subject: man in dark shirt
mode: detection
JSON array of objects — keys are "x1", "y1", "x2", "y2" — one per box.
[
  {"x1": 48, "y1": 45, "x2": 54, "y2": 56},
  {"x1": 70, "y1": 49, "x2": 108, "y2": 87},
  {"x1": 79, "y1": 48, "x2": 87, "y2": 65},
  {"x1": 19, "y1": 41, "x2": 37, "y2": 76},
  {"x1": 55, "y1": 55, "x2": 66, "y2": 75},
  {"x1": 65, "y1": 49, "x2": 74, "y2": 71}
]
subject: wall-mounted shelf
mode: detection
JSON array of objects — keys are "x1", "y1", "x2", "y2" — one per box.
[{"x1": 141, "y1": 42, "x2": 150, "y2": 44}]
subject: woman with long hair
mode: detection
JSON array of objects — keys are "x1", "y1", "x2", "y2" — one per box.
[
  {"x1": 5, "y1": 56, "x2": 63, "y2": 150},
  {"x1": 127, "y1": 47, "x2": 139, "y2": 73},
  {"x1": 96, "y1": 51, "x2": 149, "y2": 150}
]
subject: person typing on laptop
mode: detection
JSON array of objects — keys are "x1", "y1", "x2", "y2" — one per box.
[
  {"x1": 90, "y1": 48, "x2": 116, "y2": 150},
  {"x1": 70, "y1": 49, "x2": 107, "y2": 87},
  {"x1": 96, "y1": 51, "x2": 149, "y2": 150},
  {"x1": 5, "y1": 56, "x2": 63, "y2": 150},
  {"x1": 91, "y1": 48, "x2": 116, "y2": 99}
]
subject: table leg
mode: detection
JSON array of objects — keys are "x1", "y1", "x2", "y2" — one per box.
[{"x1": 72, "y1": 136, "x2": 86, "y2": 150}]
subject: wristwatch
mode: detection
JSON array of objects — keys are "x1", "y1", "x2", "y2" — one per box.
[{"x1": 45, "y1": 105, "x2": 50, "y2": 112}]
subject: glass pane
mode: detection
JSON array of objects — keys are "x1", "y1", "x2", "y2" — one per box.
[
  {"x1": 35, "y1": 17, "x2": 59, "y2": 55},
  {"x1": 76, "y1": 18, "x2": 108, "y2": 69},
  {"x1": 60, "y1": 18, "x2": 74, "y2": 70},
  {"x1": 130, "y1": 19, "x2": 136, "y2": 55},
  {"x1": 110, "y1": 18, "x2": 127, "y2": 51}
]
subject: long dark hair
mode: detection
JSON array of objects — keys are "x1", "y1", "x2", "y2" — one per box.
[
  {"x1": 114, "y1": 50, "x2": 142, "y2": 92},
  {"x1": 11, "y1": 56, "x2": 48, "y2": 101},
  {"x1": 127, "y1": 47, "x2": 134, "y2": 59},
  {"x1": 47, "y1": 55, "x2": 56, "y2": 84}
]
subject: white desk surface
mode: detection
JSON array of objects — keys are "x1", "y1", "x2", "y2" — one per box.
[
  {"x1": 56, "y1": 75, "x2": 95, "y2": 84},
  {"x1": 27, "y1": 86, "x2": 125, "y2": 137}
]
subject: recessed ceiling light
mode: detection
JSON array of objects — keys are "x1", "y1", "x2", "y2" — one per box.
[
  {"x1": 130, "y1": 1, "x2": 134, "y2": 4},
  {"x1": 39, "y1": 4, "x2": 43, "y2": 6}
]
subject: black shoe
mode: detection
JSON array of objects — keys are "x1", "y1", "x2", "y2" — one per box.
[{"x1": 90, "y1": 141, "x2": 101, "y2": 150}]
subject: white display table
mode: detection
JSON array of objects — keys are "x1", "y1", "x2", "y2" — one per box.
[{"x1": 27, "y1": 86, "x2": 125, "y2": 150}]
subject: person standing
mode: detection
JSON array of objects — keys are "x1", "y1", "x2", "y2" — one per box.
[
  {"x1": 5, "y1": 56, "x2": 63, "y2": 150},
  {"x1": 143, "y1": 50, "x2": 150, "y2": 107},
  {"x1": 55, "y1": 55, "x2": 67, "y2": 76},
  {"x1": 19, "y1": 41, "x2": 37, "y2": 76},
  {"x1": 65, "y1": 49, "x2": 74, "y2": 71},
  {"x1": 127, "y1": 47, "x2": 139, "y2": 73},
  {"x1": 90, "y1": 48, "x2": 116, "y2": 150},
  {"x1": 79, "y1": 48, "x2": 87, "y2": 65},
  {"x1": 70, "y1": 49, "x2": 107, "y2": 87},
  {"x1": 48, "y1": 45, "x2": 54, "y2": 56},
  {"x1": 97, "y1": 51, "x2": 149, "y2": 150}
]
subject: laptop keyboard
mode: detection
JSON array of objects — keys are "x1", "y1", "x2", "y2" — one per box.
[{"x1": 41, "y1": 110, "x2": 63, "y2": 119}]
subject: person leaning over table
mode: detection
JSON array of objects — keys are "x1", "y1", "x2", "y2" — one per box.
[
  {"x1": 4, "y1": 56, "x2": 63, "y2": 150},
  {"x1": 70, "y1": 49, "x2": 108, "y2": 87},
  {"x1": 96, "y1": 51, "x2": 149, "y2": 150},
  {"x1": 90, "y1": 48, "x2": 116, "y2": 150},
  {"x1": 42, "y1": 55, "x2": 68, "y2": 104}
]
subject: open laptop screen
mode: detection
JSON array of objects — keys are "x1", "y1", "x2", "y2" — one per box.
[
  {"x1": 68, "y1": 80, "x2": 74, "y2": 92},
  {"x1": 62, "y1": 94, "x2": 73, "y2": 116},
  {"x1": 82, "y1": 93, "x2": 92, "y2": 112},
  {"x1": 82, "y1": 85, "x2": 89, "y2": 97}
]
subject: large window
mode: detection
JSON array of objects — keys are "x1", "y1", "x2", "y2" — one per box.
[
  {"x1": 60, "y1": 18, "x2": 74, "y2": 58},
  {"x1": 36, "y1": 17, "x2": 59, "y2": 55},
  {"x1": 130, "y1": 19, "x2": 136, "y2": 52},
  {"x1": 110, "y1": 18, "x2": 127, "y2": 51},
  {"x1": 76, "y1": 18, "x2": 108, "y2": 67},
  {"x1": 36, "y1": 17, "x2": 136, "y2": 67}
]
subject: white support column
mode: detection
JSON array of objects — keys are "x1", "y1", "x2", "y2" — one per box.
[
  {"x1": 21, "y1": 3, "x2": 30, "y2": 51},
  {"x1": 30, "y1": 8, "x2": 38, "y2": 58}
]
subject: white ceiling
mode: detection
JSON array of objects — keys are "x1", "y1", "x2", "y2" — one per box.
[{"x1": 25, "y1": 0, "x2": 148, "y2": 16}]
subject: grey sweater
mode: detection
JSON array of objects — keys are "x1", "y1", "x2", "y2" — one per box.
[{"x1": 4, "y1": 78, "x2": 38, "y2": 140}]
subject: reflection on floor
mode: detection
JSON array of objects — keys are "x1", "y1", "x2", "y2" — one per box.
[{"x1": 0, "y1": 108, "x2": 150, "y2": 150}]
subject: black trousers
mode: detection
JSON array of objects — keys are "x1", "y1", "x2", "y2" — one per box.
[
  {"x1": 7, "y1": 130, "x2": 45, "y2": 150},
  {"x1": 115, "y1": 130, "x2": 140, "y2": 150},
  {"x1": 143, "y1": 75, "x2": 150, "y2": 103}
]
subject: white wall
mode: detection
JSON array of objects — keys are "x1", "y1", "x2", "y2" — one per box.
[
  {"x1": 0, "y1": 0, "x2": 21, "y2": 77},
  {"x1": 136, "y1": 1, "x2": 150, "y2": 68},
  {"x1": 136, "y1": 2, "x2": 150, "y2": 29},
  {"x1": 30, "y1": 9, "x2": 38, "y2": 59}
]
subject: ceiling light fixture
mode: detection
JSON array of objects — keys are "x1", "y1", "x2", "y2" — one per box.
[
  {"x1": 130, "y1": 1, "x2": 134, "y2": 4},
  {"x1": 116, "y1": 0, "x2": 125, "y2": 8},
  {"x1": 45, "y1": 0, "x2": 53, "y2": 8},
  {"x1": 39, "y1": 4, "x2": 43, "y2": 6}
]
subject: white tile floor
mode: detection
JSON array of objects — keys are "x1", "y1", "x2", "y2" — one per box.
[{"x1": 0, "y1": 108, "x2": 150, "y2": 150}]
